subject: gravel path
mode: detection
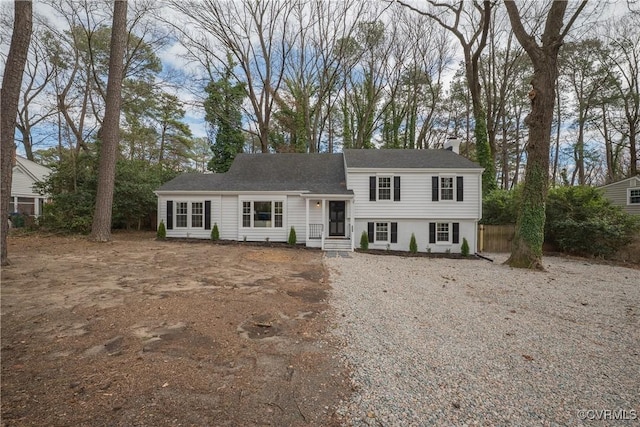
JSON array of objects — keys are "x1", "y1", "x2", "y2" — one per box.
[{"x1": 326, "y1": 253, "x2": 640, "y2": 426}]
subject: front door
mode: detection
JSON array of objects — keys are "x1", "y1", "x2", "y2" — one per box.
[{"x1": 329, "y1": 201, "x2": 345, "y2": 237}]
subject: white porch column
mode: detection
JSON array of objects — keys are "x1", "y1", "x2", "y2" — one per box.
[
  {"x1": 321, "y1": 199, "x2": 326, "y2": 250},
  {"x1": 305, "y1": 198, "x2": 309, "y2": 245},
  {"x1": 350, "y1": 200, "x2": 355, "y2": 250}
]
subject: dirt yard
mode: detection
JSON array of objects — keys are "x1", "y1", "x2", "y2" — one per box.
[{"x1": 1, "y1": 232, "x2": 349, "y2": 426}]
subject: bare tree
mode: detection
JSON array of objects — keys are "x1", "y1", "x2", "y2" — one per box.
[
  {"x1": 604, "y1": 15, "x2": 640, "y2": 178},
  {"x1": 398, "y1": 0, "x2": 496, "y2": 193},
  {"x1": 16, "y1": 15, "x2": 57, "y2": 160},
  {"x1": 504, "y1": 0, "x2": 587, "y2": 269},
  {"x1": 1, "y1": 0, "x2": 32, "y2": 266},
  {"x1": 560, "y1": 39, "x2": 610, "y2": 185},
  {"x1": 90, "y1": 0, "x2": 128, "y2": 242},
  {"x1": 480, "y1": 6, "x2": 530, "y2": 189},
  {"x1": 168, "y1": 0, "x2": 294, "y2": 153}
]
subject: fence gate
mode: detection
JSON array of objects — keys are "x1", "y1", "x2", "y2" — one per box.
[{"x1": 478, "y1": 224, "x2": 515, "y2": 252}]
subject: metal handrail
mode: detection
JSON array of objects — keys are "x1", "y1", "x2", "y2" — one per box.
[{"x1": 309, "y1": 223, "x2": 323, "y2": 239}]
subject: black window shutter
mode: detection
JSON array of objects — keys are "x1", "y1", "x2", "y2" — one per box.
[
  {"x1": 453, "y1": 222, "x2": 460, "y2": 244},
  {"x1": 369, "y1": 176, "x2": 376, "y2": 201},
  {"x1": 204, "y1": 200, "x2": 211, "y2": 230},
  {"x1": 367, "y1": 222, "x2": 374, "y2": 243},
  {"x1": 429, "y1": 222, "x2": 435, "y2": 244},
  {"x1": 394, "y1": 176, "x2": 401, "y2": 201},
  {"x1": 456, "y1": 176, "x2": 464, "y2": 202},
  {"x1": 391, "y1": 222, "x2": 398, "y2": 243},
  {"x1": 166, "y1": 200, "x2": 173, "y2": 230},
  {"x1": 432, "y1": 176, "x2": 439, "y2": 201}
]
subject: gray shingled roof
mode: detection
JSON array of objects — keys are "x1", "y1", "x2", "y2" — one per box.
[
  {"x1": 157, "y1": 149, "x2": 482, "y2": 193},
  {"x1": 343, "y1": 148, "x2": 482, "y2": 169},
  {"x1": 157, "y1": 153, "x2": 351, "y2": 194}
]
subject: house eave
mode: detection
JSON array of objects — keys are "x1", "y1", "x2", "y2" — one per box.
[
  {"x1": 346, "y1": 167, "x2": 484, "y2": 173},
  {"x1": 155, "y1": 190, "x2": 314, "y2": 196},
  {"x1": 598, "y1": 176, "x2": 640, "y2": 189}
]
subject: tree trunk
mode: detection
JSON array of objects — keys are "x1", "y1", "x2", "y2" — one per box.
[
  {"x1": 1, "y1": 0, "x2": 32, "y2": 266},
  {"x1": 504, "y1": 0, "x2": 586, "y2": 269},
  {"x1": 90, "y1": 0, "x2": 128, "y2": 242},
  {"x1": 552, "y1": 86, "x2": 561, "y2": 185},
  {"x1": 507, "y1": 67, "x2": 556, "y2": 269},
  {"x1": 630, "y1": 122, "x2": 638, "y2": 177}
]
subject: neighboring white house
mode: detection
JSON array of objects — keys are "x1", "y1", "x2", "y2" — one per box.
[
  {"x1": 10, "y1": 155, "x2": 51, "y2": 217},
  {"x1": 599, "y1": 176, "x2": 640, "y2": 216},
  {"x1": 155, "y1": 148, "x2": 484, "y2": 253}
]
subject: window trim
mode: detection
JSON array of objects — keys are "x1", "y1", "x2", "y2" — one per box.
[
  {"x1": 175, "y1": 201, "x2": 189, "y2": 228},
  {"x1": 429, "y1": 221, "x2": 460, "y2": 245},
  {"x1": 375, "y1": 222, "x2": 389, "y2": 242},
  {"x1": 174, "y1": 201, "x2": 205, "y2": 229},
  {"x1": 432, "y1": 175, "x2": 463, "y2": 202},
  {"x1": 370, "y1": 175, "x2": 400, "y2": 202},
  {"x1": 440, "y1": 176, "x2": 455, "y2": 201},
  {"x1": 628, "y1": 188, "x2": 640, "y2": 205},
  {"x1": 191, "y1": 202, "x2": 204, "y2": 228},
  {"x1": 240, "y1": 199, "x2": 285, "y2": 229},
  {"x1": 435, "y1": 222, "x2": 450, "y2": 243},
  {"x1": 378, "y1": 176, "x2": 392, "y2": 201}
]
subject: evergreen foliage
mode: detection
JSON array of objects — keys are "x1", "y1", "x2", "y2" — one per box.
[
  {"x1": 288, "y1": 226, "x2": 297, "y2": 245},
  {"x1": 481, "y1": 188, "x2": 521, "y2": 224},
  {"x1": 36, "y1": 148, "x2": 178, "y2": 233},
  {"x1": 461, "y1": 237, "x2": 470, "y2": 257},
  {"x1": 211, "y1": 223, "x2": 220, "y2": 241},
  {"x1": 360, "y1": 231, "x2": 369, "y2": 250},
  {"x1": 409, "y1": 233, "x2": 418, "y2": 253},
  {"x1": 205, "y1": 53, "x2": 246, "y2": 172},
  {"x1": 157, "y1": 220, "x2": 166, "y2": 239},
  {"x1": 545, "y1": 186, "x2": 639, "y2": 258},
  {"x1": 482, "y1": 186, "x2": 639, "y2": 258}
]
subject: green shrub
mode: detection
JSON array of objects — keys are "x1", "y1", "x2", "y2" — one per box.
[
  {"x1": 211, "y1": 223, "x2": 220, "y2": 241},
  {"x1": 360, "y1": 231, "x2": 369, "y2": 250},
  {"x1": 545, "y1": 186, "x2": 640, "y2": 258},
  {"x1": 288, "y1": 226, "x2": 297, "y2": 245},
  {"x1": 461, "y1": 237, "x2": 470, "y2": 257},
  {"x1": 481, "y1": 187, "x2": 521, "y2": 225},
  {"x1": 409, "y1": 233, "x2": 417, "y2": 253},
  {"x1": 157, "y1": 220, "x2": 166, "y2": 239}
]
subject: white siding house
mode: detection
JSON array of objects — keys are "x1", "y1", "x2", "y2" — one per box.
[
  {"x1": 155, "y1": 149, "x2": 483, "y2": 253},
  {"x1": 10, "y1": 156, "x2": 51, "y2": 217},
  {"x1": 599, "y1": 176, "x2": 640, "y2": 216},
  {"x1": 342, "y1": 149, "x2": 483, "y2": 253}
]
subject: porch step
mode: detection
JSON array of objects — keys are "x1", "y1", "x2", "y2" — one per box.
[{"x1": 323, "y1": 239, "x2": 352, "y2": 252}]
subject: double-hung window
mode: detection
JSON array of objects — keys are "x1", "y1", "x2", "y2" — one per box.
[
  {"x1": 432, "y1": 176, "x2": 463, "y2": 202},
  {"x1": 176, "y1": 202, "x2": 204, "y2": 228},
  {"x1": 429, "y1": 222, "x2": 460, "y2": 244},
  {"x1": 367, "y1": 221, "x2": 398, "y2": 244},
  {"x1": 629, "y1": 189, "x2": 640, "y2": 205},
  {"x1": 191, "y1": 202, "x2": 203, "y2": 228},
  {"x1": 440, "y1": 177, "x2": 454, "y2": 201},
  {"x1": 242, "y1": 202, "x2": 251, "y2": 227},
  {"x1": 375, "y1": 222, "x2": 389, "y2": 242},
  {"x1": 176, "y1": 202, "x2": 188, "y2": 228},
  {"x1": 436, "y1": 223, "x2": 450, "y2": 242},
  {"x1": 274, "y1": 201, "x2": 283, "y2": 227},
  {"x1": 166, "y1": 200, "x2": 210, "y2": 230},
  {"x1": 378, "y1": 177, "x2": 391, "y2": 200},
  {"x1": 370, "y1": 176, "x2": 401, "y2": 201}
]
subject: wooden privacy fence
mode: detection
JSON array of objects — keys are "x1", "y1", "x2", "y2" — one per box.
[{"x1": 478, "y1": 224, "x2": 515, "y2": 252}]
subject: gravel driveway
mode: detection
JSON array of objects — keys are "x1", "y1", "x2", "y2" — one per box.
[{"x1": 326, "y1": 253, "x2": 640, "y2": 426}]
